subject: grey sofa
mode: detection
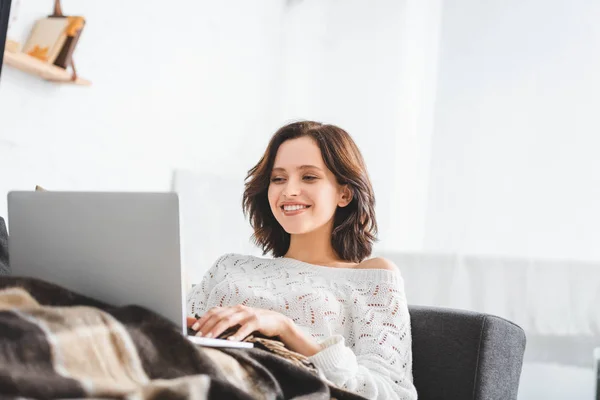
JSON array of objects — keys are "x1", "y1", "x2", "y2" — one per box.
[
  {"x1": 409, "y1": 305, "x2": 526, "y2": 400},
  {"x1": 0, "y1": 217, "x2": 8, "y2": 275},
  {"x1": 0, "y1": 217, "x2": 526, "y2": 399}
]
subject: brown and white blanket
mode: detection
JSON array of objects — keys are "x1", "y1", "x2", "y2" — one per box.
[{"x1": 0, "y1": 277, "x2": 367, "y2": 400}]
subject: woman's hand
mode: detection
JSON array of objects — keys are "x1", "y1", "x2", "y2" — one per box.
[{"x1": 188, "y1": 304, "x2": 292, "y2": 341}]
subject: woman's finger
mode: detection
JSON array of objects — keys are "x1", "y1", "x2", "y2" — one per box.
[
  {"x1": 192, "y1": 307, "x2": 225, "y2": 332},
  {"x1": 186, "y1": 317, "x2": 197, "y2": 328},
  {"x1": 228, "y1": 315, "x2": 258, "y2": 341},
  {"x1": 207, "y1": 312, "x2": 246, "y2": 339},
  {"x1": 197, "y1": 307, "x2": 237, "y2": 337}
]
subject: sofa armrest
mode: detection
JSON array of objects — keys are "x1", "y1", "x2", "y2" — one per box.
[
  {"x1": 0, "y1": 217, "x2": 9, "y2": 275},
  {"x1": 408, "y1": 305, "x2": 526, "y2": 400}
]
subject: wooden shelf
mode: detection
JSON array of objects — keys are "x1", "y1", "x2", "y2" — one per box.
[{"x1": 3, "y1": 50, "x2": 91, "y2": 86}]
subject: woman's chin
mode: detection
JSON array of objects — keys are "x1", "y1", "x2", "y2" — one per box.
[
  {"x1": 283, "y1": 227, "x2": 308, "y2": 235},
  {"x1": 281, "y1": 223, "x2": 313, "y2": 235}
]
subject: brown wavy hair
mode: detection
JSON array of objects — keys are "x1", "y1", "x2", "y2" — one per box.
[{"x1": 242, "y1": 120, "x2": 378, "y2": 263}]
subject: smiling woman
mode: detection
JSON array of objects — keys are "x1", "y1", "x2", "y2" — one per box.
[
  {"x1": 186, "y1": 120, "x2": 418, "y2": 400},
  {"x1": 244, "y1": 121, "x2": 378, "y2": 264}
]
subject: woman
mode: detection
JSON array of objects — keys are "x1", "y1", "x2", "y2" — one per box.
[{"x1": 187, "y1": 121, "x2": 418, "y2": 400}]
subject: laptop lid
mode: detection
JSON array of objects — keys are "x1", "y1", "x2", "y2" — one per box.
[
  {"x1": 7, "y1": 191, "x2": 187, "y2": 334},
  {"x1": 0, "y1": 0, "x2": 12, "y2": 79}
]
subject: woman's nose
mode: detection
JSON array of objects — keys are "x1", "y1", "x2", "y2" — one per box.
[{"x1": 282, "y1": 178, "x2": 301, "y2": 197}]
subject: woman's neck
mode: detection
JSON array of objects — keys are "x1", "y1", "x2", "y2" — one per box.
[{"x1": 284, "y1": 221, "x2": 353, "y2": 268}]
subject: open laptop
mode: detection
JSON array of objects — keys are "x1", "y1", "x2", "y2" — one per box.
[
  {"x1": 0, "y1": 0, "x2": 11, "y2": 79},
  {"x1": 7, "y1": 191, "x2": 252, "y2": 349}
]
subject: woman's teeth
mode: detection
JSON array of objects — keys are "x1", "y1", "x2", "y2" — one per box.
[{"x1": 283, "y1": 205, "x2": 309, "y2": 211}]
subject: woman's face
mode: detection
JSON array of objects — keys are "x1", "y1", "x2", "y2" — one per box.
[{"x1": 268, "y1": 136, "x2": 350, "y2": 235}]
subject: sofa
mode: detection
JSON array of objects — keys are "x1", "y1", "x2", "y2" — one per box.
[
  {"x1": 0, "y1": 217, "x2": 526, "y2": 399},
  {"x1": 409, "y1": 304, "x2": 526, "y2": 400},
  {"x1": 0, "y1": 217, "x2": 8, "y2": 276}
]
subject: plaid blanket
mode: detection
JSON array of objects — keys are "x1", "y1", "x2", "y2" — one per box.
[{"x1": 0, "y1": 277, "x2": 367, "y2": 400}]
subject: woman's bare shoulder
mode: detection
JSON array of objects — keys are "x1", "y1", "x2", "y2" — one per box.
[{"x1": 355, "y1": 257, "x2": 399, "y2": 272}]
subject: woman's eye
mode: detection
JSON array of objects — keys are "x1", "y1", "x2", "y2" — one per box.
[{"x1": 270, "y1": 176, "x2": 317, "y2": 183}]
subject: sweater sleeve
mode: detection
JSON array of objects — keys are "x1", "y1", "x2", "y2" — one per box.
[
  {"x1": 186, "y1": 254, "x2": 231, "y2": 318},
  {"x1": 306, "y1": 277, "x2": 418, "y2": 400}
]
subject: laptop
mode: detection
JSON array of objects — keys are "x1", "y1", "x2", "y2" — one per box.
[{"x1": 7, "y1": 191, "x2": 252, "y2": 349}]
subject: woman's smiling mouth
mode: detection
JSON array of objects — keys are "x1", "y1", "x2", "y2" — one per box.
[{"x1": 281, "y1": 204, "x2": 311, "y2": 216}]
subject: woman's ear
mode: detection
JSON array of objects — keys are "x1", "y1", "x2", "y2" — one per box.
[{"x1": 338, "y1": 185, "x2": 353, "y2": 207}]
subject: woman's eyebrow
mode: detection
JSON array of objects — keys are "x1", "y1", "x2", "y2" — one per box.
[{"x1": 272, "y1": 165, "x2": 323, "y2": 172}]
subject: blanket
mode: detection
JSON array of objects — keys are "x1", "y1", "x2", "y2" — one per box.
[{"x1": 0, "y1": 277, "x2": 368, "y2": 400}]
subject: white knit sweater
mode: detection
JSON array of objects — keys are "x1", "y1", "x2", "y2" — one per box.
[{"x1": 186, "y1": 253, "x2": 418, "y2": 400}]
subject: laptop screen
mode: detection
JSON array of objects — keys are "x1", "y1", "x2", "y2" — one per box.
[{"x1": 0, "y1": 0, "x2": 12, "y2": 80}]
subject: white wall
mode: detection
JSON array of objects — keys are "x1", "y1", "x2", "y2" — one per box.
[
  {"x1": 1, "y1": 0, "x2": 286, "y2": 218},
  {"x1": 1, "y1": 0, "x2": 441, "y2": 258},
  {"x1": 391, "y1": 0, "x2": 442, "y2": 251},
  {"x1": 425, "y1": 0, "x2": 600, "y2": 261}
]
